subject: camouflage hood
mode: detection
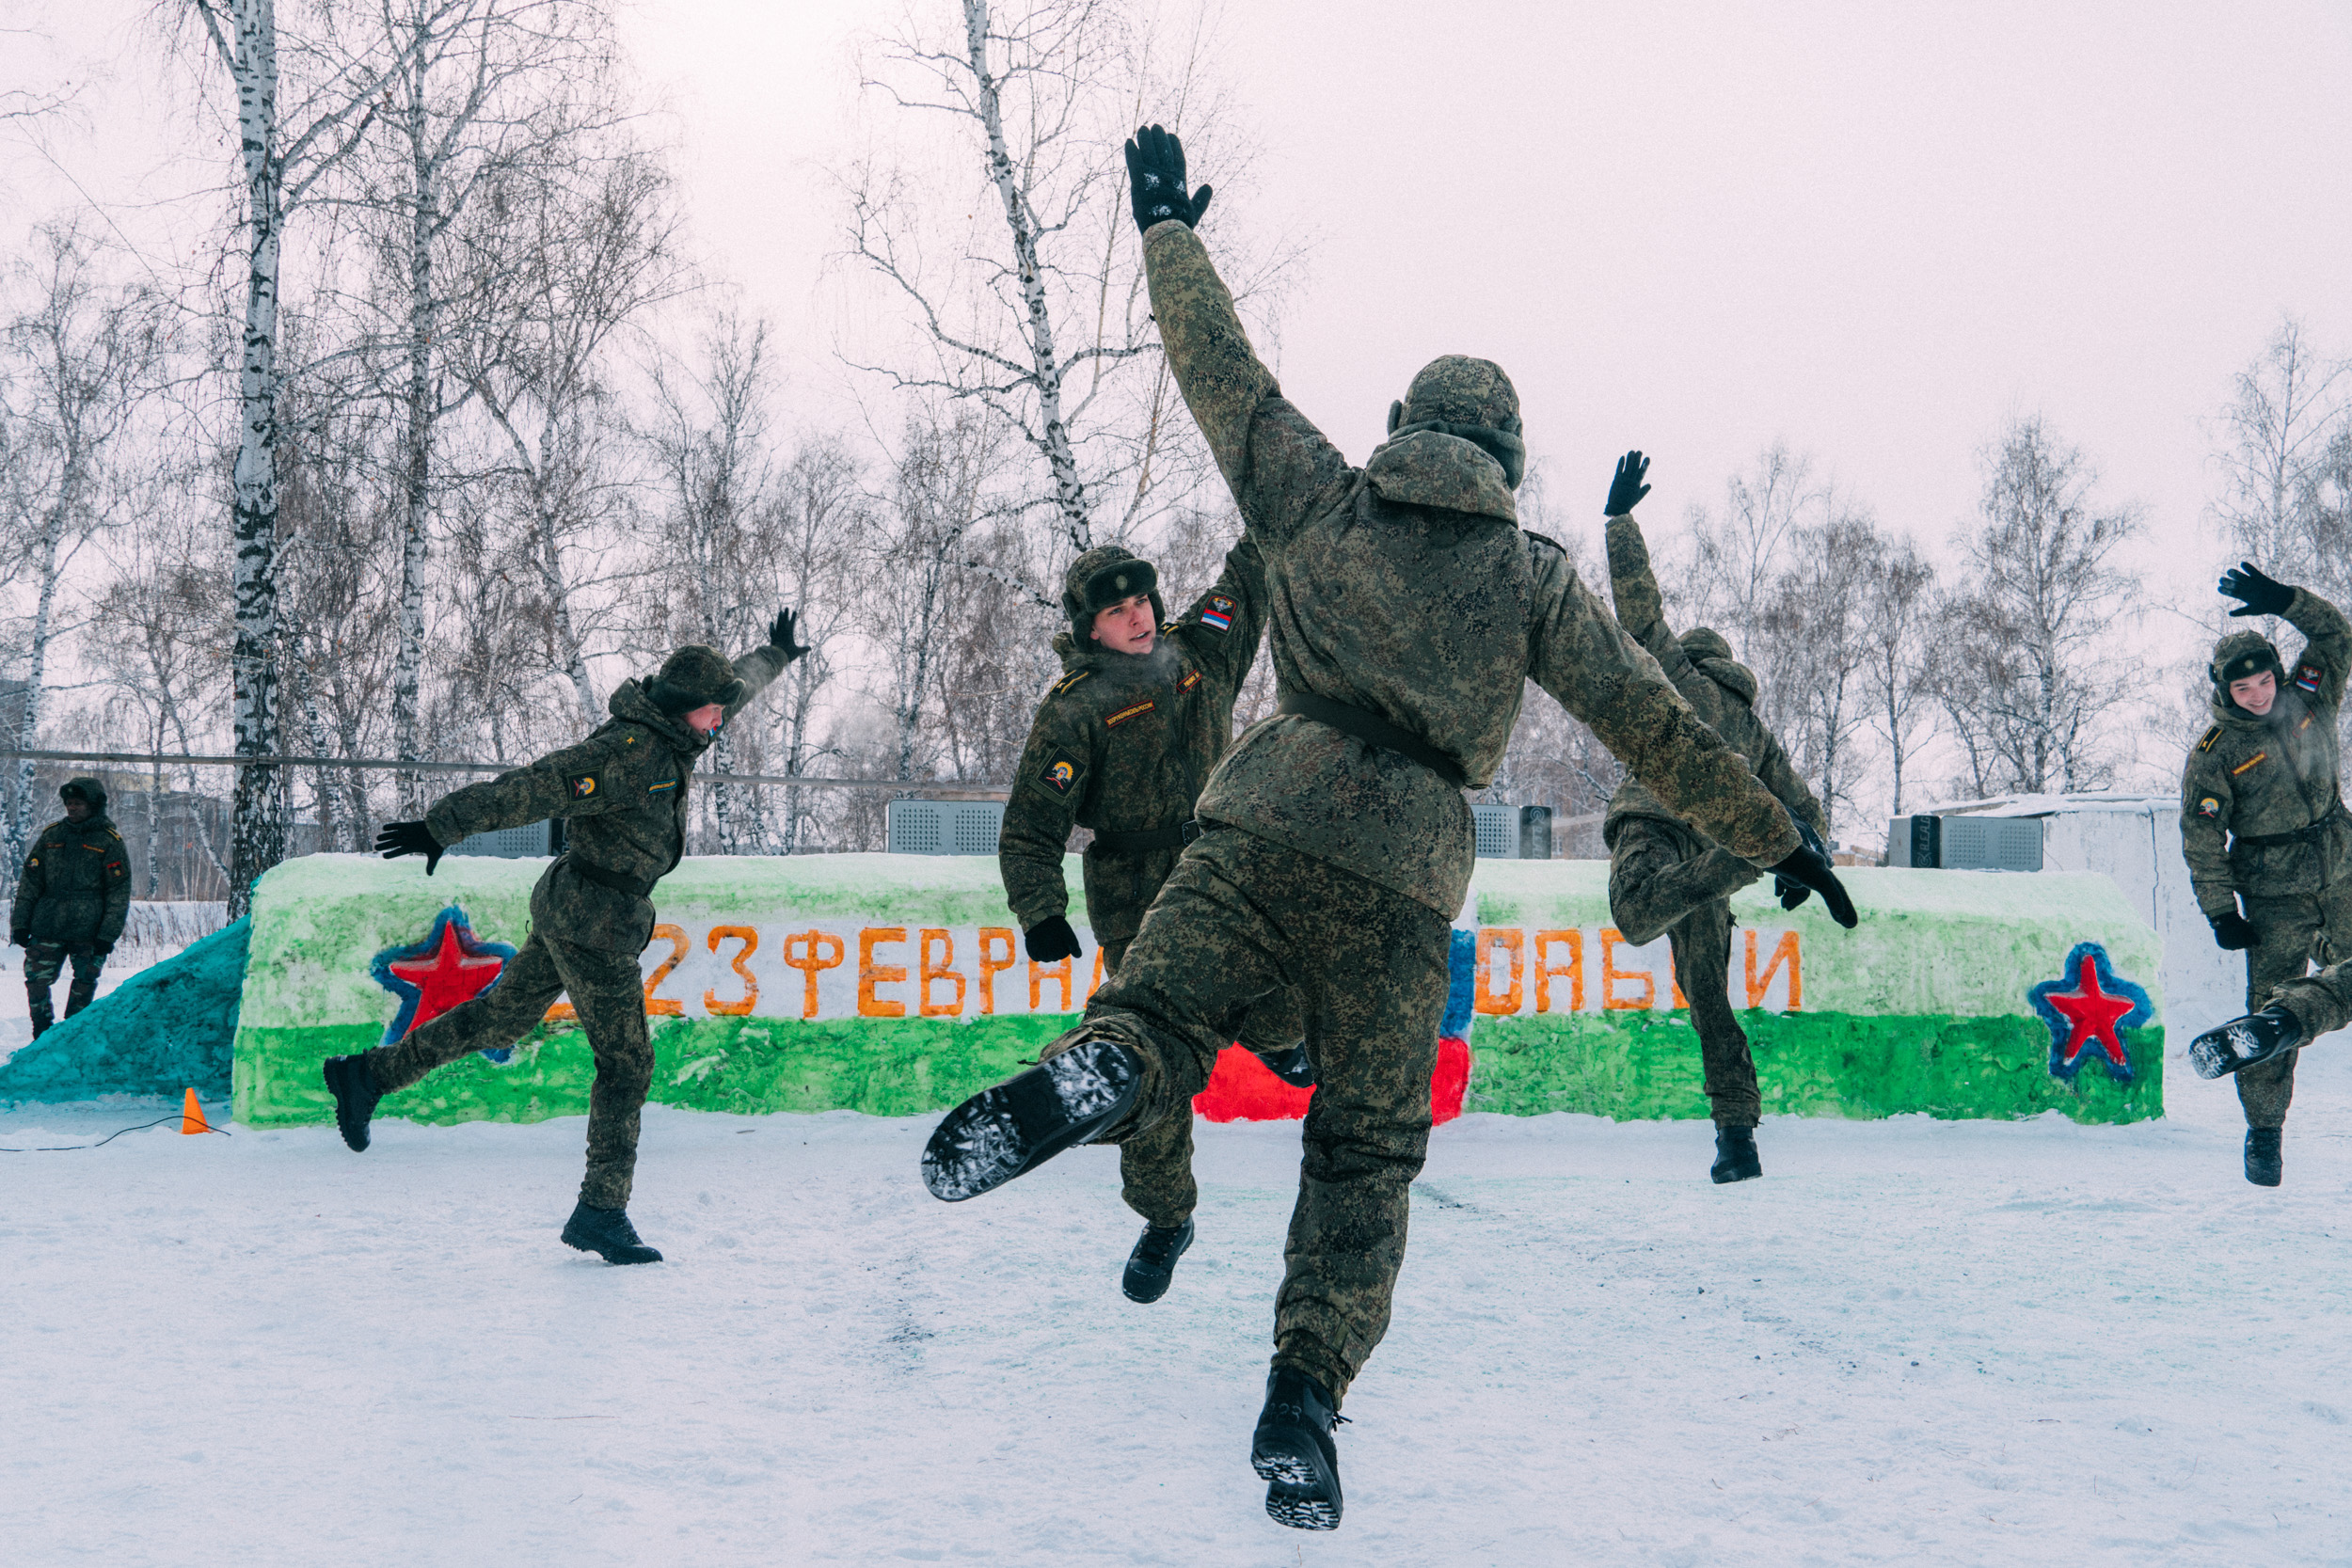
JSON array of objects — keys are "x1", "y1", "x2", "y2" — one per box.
[
  {"x1": 608, "y1": 676, "x2": 715, "y2": 754},
  {"x1": 2210, "y1": 628, "x2": 2285, "y2": 721},
  {"x1": 1375, "y1": 354, "x2": 1526, "y2": 496},
  {"x1": 1061, "y1": 546, "x2": 1168, "y2": 647},
  {"x1": 1679, "y1": 627, "x2": 1758, "y2": 707}
]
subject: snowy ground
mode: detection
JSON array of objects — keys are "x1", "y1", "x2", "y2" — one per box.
[{"x1": 8, "y1": 1040, "x2": 2352, "y2": 1566}]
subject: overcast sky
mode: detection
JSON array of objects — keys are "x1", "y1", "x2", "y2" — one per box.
[{"x1": 12, "y1": 0, "x2": 2352, "y2": 633}]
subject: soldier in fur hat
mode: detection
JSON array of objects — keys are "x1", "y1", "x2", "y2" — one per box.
[{"x1": 323, "y1": 613, "x2": 808, "y2": 1261}]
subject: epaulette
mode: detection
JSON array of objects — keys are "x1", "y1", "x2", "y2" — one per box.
[
  {"x1": 1053, "y1": 669, "x2": 1093, "y2": 696},
  {"x1": 2197, "y1": 725, "x2": 2221, "y2": 753},
  {"x1": 107, "y1": 830, "x2": 121, "y2": 842}
]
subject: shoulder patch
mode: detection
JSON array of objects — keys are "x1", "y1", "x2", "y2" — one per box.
[
  {"x1": 2295, "y1": 663, "x2": 2324, "y2": 693},
  {"x1": 569, "y1": 773, "x2": 600, "y2": 800},
  {"x1": 2198, "y1": 797, "x2": 2221, "y2": 819},
  {"x1": 1199, "y1": 594, "x2": 1235, "y2": 633},
  {"x1": 1039, "y1": 748, "x2": 1087, "y2": 796},
  {"x1": 1053, "y1": 669, "x2": 1093, "y2": 697},
  {"x1": 1105, "y1": 698, "x2": 1157, "y2": 728},
  {"x1": 2197, "y1": 725, "x2": 2221, "y2": 752}
]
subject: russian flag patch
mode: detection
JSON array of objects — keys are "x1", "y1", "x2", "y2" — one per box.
[{"x1": 1200, "y1": 594, "x2": 1235, "y2": 633}]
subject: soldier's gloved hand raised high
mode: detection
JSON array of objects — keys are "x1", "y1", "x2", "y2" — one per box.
[
  {"x1": 1605, "y1": 450, "x2": 1652, "y2": 517},
  {"x1": 2219, "y1": 562, "x2": 2294, "y2": 619},
  {"x1": 1767, "y1": 828, "x2": 1857, "y2": 929},
  {"x1": 1122, "y1": 123, "x2": 1212, "y2": 235},
  {"x1": 770, "y1": 608, "x2": 811, "y2": 663},
  {"x1": 2209, "y1": 910, "x2": 2258, "y2": 951},
  {"x1": 1024, "y1": 915, "x2": 1083, "y2": 964},
  {"x1": 375, "y1": 820, "x2": 444, "y2": 877}
]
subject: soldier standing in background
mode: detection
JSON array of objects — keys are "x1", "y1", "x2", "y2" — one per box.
[
  {"x1": 921, "y1": 125, "x2": 1857, "y2": 1532},
  {"x1": 1600, "y1": 467, "x2": 1834, "y2": 1183},
  {"x1": 998, "y1": 539, "x2": 1310, "y2": 1306},
  {"x1": 323, "y1": 613, "x2": 807, "y2": 1261},
  {"x1": 9, "y1": 777, "x2": 131, "y2": 1037},
  {"x1": 2178, "y1": 562, "x2": 2350, "y2": 1185}
]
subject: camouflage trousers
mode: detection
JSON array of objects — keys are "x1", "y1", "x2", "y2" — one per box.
[
  {"x1": 361, "y1": 929, "x2": 653, "y2": 1209},
  {"x1": 1058, "y1": 828, "x2": 1452, "y2": 1404},
  {"x1": 1103, "y1": 935, "x2": 1307, "y2": 1229},
  {"x1": 23, "y1": 941, "x2": 104, "y2": 1037},
  {"x1": 1609, "y1": 820, "x2": 1764, "y2": 1128},
  {"x1": 2239, "y1": 877, "x2": 2352, "y2": 1128}
]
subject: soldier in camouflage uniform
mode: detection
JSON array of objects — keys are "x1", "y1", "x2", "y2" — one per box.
[
  {"x1": 1601, "y1": 490, "x2": 1833, "y2": 1184},
  {"x1": 921, "y1": 126, "x2": 1856, "y2": 1532},
  {"x1": 2176, "y1": 562, "x2": 2350, "y2": 1185},
  {"x1": 9, "y1": 777, "x2": 132, "y2": 1037},
  {"x1": 999, "y1": 538, "x2": 1310, "y2": 1304},
  {"x1": 323, "y1": 613, "x2": 806, "y2": 1261}
]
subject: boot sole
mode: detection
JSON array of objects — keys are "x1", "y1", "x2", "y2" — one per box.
[
  {"x1": 322, "y1": 1057, "x2": 378, "y2": 1153},
  {"x1": 2191, "y1": 1022, "x2": 2294, "y2": 1079},
  {"x1": 921, "y1": 1039, "x2": 1139, "y2": 1202},
  {"x1": 1252, "y1": 1435, "x2": 1342, "y2": 1530}
]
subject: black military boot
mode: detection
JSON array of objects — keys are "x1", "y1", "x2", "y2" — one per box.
[
  {"x1": 2190, "y1": 1006, "x2": 2304, "y2": 1080},
  {"x1": 2245, "y1": 1127, "x2": 2283, "y2": 1187},
  {"x1": 1259, "y1": 1044, "x2": 1316, "y2": 1089},
  {"x1": 561, "y1": 1201, "x2": 663, "y2": 1264},
  {"x1": 1121, "y1": 1217, "x2": 1194, "y2": 1303},
  {"x1": 1710, "y1": 1124, "x2": 1762, "y2": 1184},
  {"x1": 921, "y1": 1036, "x2": 1142, "y2": 1201},
  {"x1": 321, "y1": 1053, "x2": 383, "y2": 1152},
  {"x1": 1251, "y1": 1368, "x2": 1346, "y2": 1530}
]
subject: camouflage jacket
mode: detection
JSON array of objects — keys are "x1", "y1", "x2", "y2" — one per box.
[
  {"x1": 999, "y1": 534, "x2": 1269, "y2": 942},
  {"x1": 10, "y1": 814, "x2": 131, "y2": 946},
  {"x1": 2181, "y1": 588, "x2": 2351, "y2": 916},
  {"x1": 424, "y1": 643, "x2": 789, "y2": 953},
  {"x1": 1600, "y1": 514, "x2": 1830, "y2": 861},
  {"x1": 1142, "y1": 220, "x2": 1800, "y2": 914}
]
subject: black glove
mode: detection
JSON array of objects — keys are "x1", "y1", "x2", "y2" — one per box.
[
  {"x1": 770, "y1": 608, "x2": 811, "y2": 663},
  {"x1": 1767, "y1": 828, "x2": 1857, "y2": 929},
  {"x1": 1122, "y1": 123, "x2": 1213, "y2": 235},
  {"x1": 2219, "y1": 561, "x2": 2294, "y2": 619},
  {"x1": 1775, "y1": 818, "x2": 1830, "y2": 911},
  {"x1": 375, "y1": 820, "x2": 444, "y2": 877},
  {"x1": 1024, "y1": 914, "x2": 1083, "y2": 964},
  {"x1": 89, "y1": 939, "x2": 113, "y2": 958},
  {"x1": 2210, "y1": 910, "x2": 2258, "y2": 951},
  {"x1": 1605, "y1": 450, "x2": 1652, "y2": 517}
]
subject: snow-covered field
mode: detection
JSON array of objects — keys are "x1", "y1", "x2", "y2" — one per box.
[{"x1": 7, "y1": 1038, "x2": 2352, "y2": 1566}]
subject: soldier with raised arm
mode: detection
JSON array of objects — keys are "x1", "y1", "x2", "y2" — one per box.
[
  {"x1": 919, "y1": 126, "x2": 1858, "y2": 1532},
  {"x1": 322, "y1": 614, "x2": 807, "y2": 1262},
  {"x1": 2176, "y1": 563, "x2": 2351, "y2": 1184},
  {"x1": 1600, "y1": 474, "x2": 1834, "y2": 1182},
  {"x1": 997, "y1": 537, "x2": 1308, "y2": 1304}
]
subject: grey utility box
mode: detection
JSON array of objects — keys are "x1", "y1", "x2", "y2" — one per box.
[
  {"x1": 1886, "y1": 813, "x2": 2043, "y2": 872},
  {"x1": 888, "y1": 799, "x2": 1006, "y2": 856},
  {"x1": 446, "y1": 819, "x2": 564, "y2": 858},
  {"x1": 1472, "y1": 803, "x2": 1554, "y2": 860}
]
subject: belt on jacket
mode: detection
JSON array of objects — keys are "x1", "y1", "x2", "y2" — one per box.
[
  {"x1": 562, "y1": 855, "x2": 657, "y2": 899},
  {"x1": 1277, "y1": 688, "x2": 1470, "y2": 789},
  {"x1": 1089, "y1": 820, "x2": 1202, "y2": 853},
  {"x1": 2232, "y1": 801, "x2": 2351, "y2": 851}
]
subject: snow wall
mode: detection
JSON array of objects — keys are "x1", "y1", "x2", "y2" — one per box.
[{"x1": 231, "y1": 852, "x2": 2164, "y2": 1130}]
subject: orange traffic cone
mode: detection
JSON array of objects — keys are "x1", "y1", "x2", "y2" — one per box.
[{"x1": 180, "y1": 1086, "x2": 211, "y2": 1134}]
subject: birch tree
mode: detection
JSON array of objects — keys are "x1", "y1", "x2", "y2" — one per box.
[
  {"x1": 767, "y1": 435, "x2": 866, "y2": 852},
  {"x1": 1857, "y1": 534, "x2": 1938, "y2": 818}
]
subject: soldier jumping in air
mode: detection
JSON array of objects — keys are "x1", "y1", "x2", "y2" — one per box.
[
  {"x1": 2177, "y1": 562, "x2": 2350, "y2": 1185},
  {"x1": 323, "y1": 613, "x2": 808, "y2": 1261},
  {"x1": 999, "y1": 539, "x2": 1310, "y2": 1305},
  {"x1": 920, "y1": 125, "x2": 1858, "y2": 1532},
  {"x1": 10, "y1": 778, "x2": 130, "y2": 1037},
  {"x1": 1600, "y1": 473, "x2": 1833, "y2": 1183}
]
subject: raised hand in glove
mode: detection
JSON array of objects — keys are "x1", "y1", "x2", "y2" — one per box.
[
  {"x1": 2220, "y1": 562, "x2": 2294, "y2": 619},
  {"x1": 1024, "y1": 914, "x2": 1083, "y2": 964},
  {"x1": 2210, "y1": 910, "x2": 2258, "y2": 951},
  {"x1": 1122, "y1": 123, "x2": 1213, "y2": 235},
  {"x1": 375, "y1": 820, "x2": 444, "y2": 877},
  {"x1": 770, "y1": 608, "x2": 811, "y2": 663},
  {"x1": 1768, "y1": 824, "x2": 1858, "y2": 929},
  {"x1": 1774, "y1": 818, "x2": 1831, "y2": 911},
  {"x1": 1605, "y1": 450, "x2": 1653, "y2": 517}
]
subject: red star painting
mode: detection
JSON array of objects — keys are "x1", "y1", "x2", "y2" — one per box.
[
  {"x1": 369, "y1": 907, "x2": 516, "y2": 1046},
  {"x1": 2027, "y1": 942, "x2": 2152, "y2": 1083}
]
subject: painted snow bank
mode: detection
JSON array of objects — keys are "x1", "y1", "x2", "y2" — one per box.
[
  {"x1": 232, "y1": 852, "x2": 2162, "y2": 1129},
  {"x1": 0, "y1": 917, "x2": 249, "y2": 1104}
]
